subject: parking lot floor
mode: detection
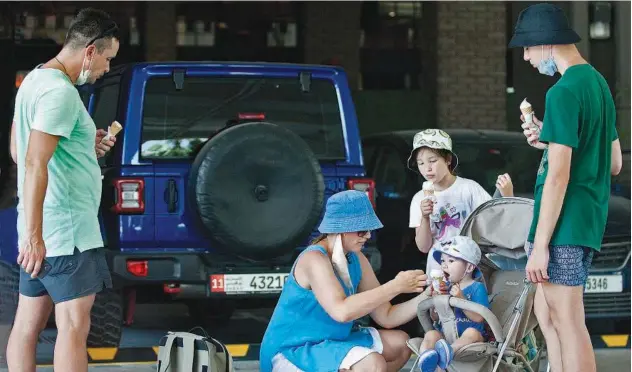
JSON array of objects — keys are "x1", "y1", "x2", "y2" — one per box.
[{"x1": 0, "y1": 349, "x2": 627, "y2": 372}]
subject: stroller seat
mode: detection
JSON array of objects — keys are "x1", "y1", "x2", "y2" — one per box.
[{"x1": 406, "y1": 198, "x2": 547, "y2": 372}]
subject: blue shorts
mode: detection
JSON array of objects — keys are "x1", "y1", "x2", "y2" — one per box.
[
  {"x1": 19, "y1": 247, "x2": 112, "y2": 304},
  {"x1": 526, "y1": 243, "x2": 593, "y2": 287}
]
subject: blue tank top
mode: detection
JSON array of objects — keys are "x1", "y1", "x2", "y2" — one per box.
[{"x1": 260, "y1": 245, "x2": 375, "y2": 372}]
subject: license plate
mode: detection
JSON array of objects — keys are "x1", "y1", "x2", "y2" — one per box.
[
  {"x1": 210, "y1": 273, "x2": 289, "y2": 294},
  {"x1": 584, "y1": 274, "x2": 623, "y2": 293}
]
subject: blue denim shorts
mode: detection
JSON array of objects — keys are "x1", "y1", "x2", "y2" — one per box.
[
  {"x1": 19, "y1": 247, "x2": 112, "y2": 304},
  {"x1": 526, "y1": 242, "x2": 594, "y2": 286}
]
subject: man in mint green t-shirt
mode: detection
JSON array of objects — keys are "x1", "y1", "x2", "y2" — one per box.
[
  {"x1": 7, "y1": 8, "x2": 119, "y2": 372},
  {"x1": 509, "y1": 4, "x2": 623, "y2": 372}
]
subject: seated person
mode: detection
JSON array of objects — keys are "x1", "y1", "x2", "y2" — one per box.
[
  {"x1": 260, "y1": 190, "x2": 430, "y2": 372},
  {"x1": 417, "y1": 236, "x2": 489, "y2": 372}
]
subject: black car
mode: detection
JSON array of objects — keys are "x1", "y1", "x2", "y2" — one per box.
[{"x1": 362, "y1": 129, "x2": 630, "y2": 330}]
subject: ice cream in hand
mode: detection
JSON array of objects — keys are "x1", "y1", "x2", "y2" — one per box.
[
  {"x1": 520, "y1": 98, "x2": 534, "y2": 124},
  {"x1": 422, "y1": 181, "x2": 435, "y2": 197},
  {"x1": 429, "y1": 269, "x2": 451, "y2": 293},
  {"x1": 101, "y1": 121, "x2": 123, "y2": 144}
]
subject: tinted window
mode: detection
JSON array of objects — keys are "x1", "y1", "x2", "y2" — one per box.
[
  {"x1": 373, "y1": 146, "x2": 408, "y2": 195},
  {"x1": 90, "y1": 79, "x2": 120, "y2": 166},
  {"x1": 454, "y1": 142, "x2": 541, "y2": 195},
  {"x1": 141, "y1": 76, "x2": 346, "y2": 160}
]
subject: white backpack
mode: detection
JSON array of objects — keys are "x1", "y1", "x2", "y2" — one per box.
[{"x1": 156, "y1": 328, "x2": 234, "y2": 372}]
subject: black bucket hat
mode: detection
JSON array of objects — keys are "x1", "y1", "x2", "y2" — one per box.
[{"x1": 508, "y1": 3, "x2": 581, "y2": 48}]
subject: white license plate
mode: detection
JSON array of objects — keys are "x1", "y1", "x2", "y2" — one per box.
[
  {"x1": 210, "y1": 273, "x2": 289, "y2": 294},
  {"x1": 584, "y1": 275, "x2": 623, "y2": 293}
]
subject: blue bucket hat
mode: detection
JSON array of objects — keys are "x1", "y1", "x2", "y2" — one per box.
[
  {"x1": 318, "y1": 190, "x2": 383, "y2": 234},
  {"x1": 508, "y1": 3, "x2": 581, "y2": 48}
]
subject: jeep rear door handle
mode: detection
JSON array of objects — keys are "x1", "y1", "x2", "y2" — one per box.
[{"x1": 164, "y1": 179, "x2": 178, "y2": 213}]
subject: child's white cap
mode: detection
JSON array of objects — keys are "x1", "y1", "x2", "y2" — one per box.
[{"x1": 433, "y1": 236, "x2": 482, "y2": 279}]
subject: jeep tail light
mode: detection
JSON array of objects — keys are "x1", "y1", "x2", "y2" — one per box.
[
  {"x1": 238, "y1": 113, "x2": 265, "y2": 121},
  {"x1": 127, "y1": 260, "x2": 148, "y2": 277},
  {"x1": 113, "y1": 178, "x2": 145, "y2": 214},
  {"x1": 347, "y1": 178, "x2": 376, "y2": 209}
]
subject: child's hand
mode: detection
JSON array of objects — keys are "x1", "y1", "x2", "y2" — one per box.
[
  {"x1": 449, "y1": 283, "x2": 464, "y2": 299},
  {"x1": 420, "y1": 198, "x2": 434, "y2": 219},
  {"x1": 496, "y1": 173, "x2": 514, "y2": 197}
]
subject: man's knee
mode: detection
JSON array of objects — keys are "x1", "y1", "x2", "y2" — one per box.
[
  {"x1": 11, "y1": 295, "x2": 53, "y2": 339},
  {"x1": 54, "y1": 295, "x2": 95, "y2": 336},
  {"x1": 542, "y1": 283, "x2": 585, "y2": 329}
]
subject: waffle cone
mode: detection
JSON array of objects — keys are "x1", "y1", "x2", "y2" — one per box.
[
  {"x1": 520, "y1": 106, "x2": 534, "y2": 115},
  {"x1": 109, "y1": 121, "x2": 123, "y2": 136}
]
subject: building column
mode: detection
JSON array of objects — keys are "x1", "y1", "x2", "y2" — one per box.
[
  {"x1": 145, "y1": 2, "x2": 176, "y2": 61},
  {"x1": 435, "y1": 2, "x2": 507, "y2": 129},
  {"x1": 303, "y1": 2, "x2": 362, "y2": 90}
]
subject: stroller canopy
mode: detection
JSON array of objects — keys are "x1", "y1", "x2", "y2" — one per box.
[{"x1": 460, "y1": 197, "x2": 534, "y2": 260}]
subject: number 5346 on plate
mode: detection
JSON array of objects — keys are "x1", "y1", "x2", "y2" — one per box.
[{"x1": 211, "y1": 273, "x2": 290, "y2": 294}]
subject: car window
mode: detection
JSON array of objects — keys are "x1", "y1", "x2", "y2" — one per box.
[
  {"x1": 90, "y1": 78, "x2": 121, "y2": 166},
  {"x1": 140, "y1": 76, "x2": 346, "y2": 160},
  {"x1": 373, "y1": 146, "x2": 408, "y2": 196},
  {"x1": 455, "y1": 142, "x2": 540, "y2": 195},
  {"x1": 362, "y1": 143, "x2": 378, "y2": 174}
]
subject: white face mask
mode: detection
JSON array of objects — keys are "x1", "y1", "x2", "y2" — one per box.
[
  {"x1": 331, "y1": 234, "x2": 353, "y2": 294},
  {"x1": 75, "y1": 52, "x2": 93, "y2": 86}
]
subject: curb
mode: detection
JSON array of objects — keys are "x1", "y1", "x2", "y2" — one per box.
[
  {"x1": 34, "y1": 336, "x2": 629, "y2": 366},
  {"x1": 36, "y1": 344, "x2": 261, "y2": 366}
]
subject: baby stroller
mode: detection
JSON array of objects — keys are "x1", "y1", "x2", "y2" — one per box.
[{"x1": 407, "y1": 197, "x2": 549, "y2": 372}]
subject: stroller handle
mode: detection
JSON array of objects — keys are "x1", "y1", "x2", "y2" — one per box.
[{"x1": 416, "y1": 296, "x2": 506, "y2": 344}]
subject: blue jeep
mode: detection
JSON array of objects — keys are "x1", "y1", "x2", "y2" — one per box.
[{"x1": 0, "y1": 61, "x2": 381, "y2": 346}]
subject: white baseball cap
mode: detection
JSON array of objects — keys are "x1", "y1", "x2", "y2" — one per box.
[{"x1": 433, "y1": 236, "x2": 482, "y2": 279}]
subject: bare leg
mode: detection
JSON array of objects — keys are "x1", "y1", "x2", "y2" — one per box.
[
  {"x1": 6, "y1": 294, "x2": 53, "y2": 372},
  {"x1": 348, "y1": 352, "x2": 387, "y2": 372},
  {"x1": 451, "y1": 328, "x2": 483, "y2": 353},
  {"x1": 542, "y1": 282, "x2": 596, "y2": 372},
  {"x1": 53, "y1": 294, "x2": 96, "y2": 372},
  {"x1": 533, "y1": 284, "x2": 562, "y2": 372},
  {"x1": 377, "y1": 330, "x2": 412, "y2": 372},
  {"x1": 418, "y1": 330, "x2": 442, "y2": 352}
]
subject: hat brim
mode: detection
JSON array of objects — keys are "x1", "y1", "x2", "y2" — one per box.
[
  {"x1": 432, "y1": 250, "x2": 482, "y2": 279},
  {"x1": 407, "y1": 147, "x2": 459, "y2": 173},
  {"x1": 318, "y1": 211, "x2": 384, "y2": 234},
  {"x1": 508, "y1": 29, "x2": 581, "y2": 48}
]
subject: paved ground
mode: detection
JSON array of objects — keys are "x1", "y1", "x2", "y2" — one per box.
[
  {"x1": 0, "y1": 303, "x2": 630, "y2": 371},
  {"x1": 1, "y1": 349, "x2": 628, "y2": 371}
]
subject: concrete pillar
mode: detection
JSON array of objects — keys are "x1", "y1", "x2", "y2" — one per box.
[
  {"x1": 145, "y1": 2, "x2": 176, "y2": 61},
  {"x1": 303, "y1": 2, "x2": 362, "y2": 90},
  {"x1": 570, "y1": 2, "x2": 591, "y2": 60}
]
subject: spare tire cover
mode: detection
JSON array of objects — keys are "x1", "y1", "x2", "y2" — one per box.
[{"x1": 189, "y1": 122, "x2": 325, "y2": 260}]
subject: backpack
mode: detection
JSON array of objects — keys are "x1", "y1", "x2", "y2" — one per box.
[{"x1": 156, "y1": 328, "x2": 234, "y2": 372}]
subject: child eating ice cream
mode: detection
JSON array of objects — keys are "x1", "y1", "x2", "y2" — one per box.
[{"x1": 417, "y1": 236, "x2": 490, "y2": 372}]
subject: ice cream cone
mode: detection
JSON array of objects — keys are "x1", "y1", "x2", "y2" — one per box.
[
  {"x1": 422, "y1": 181, "x2": 435, "y2": 197},
  {"x1": 520, "y1": 98, "x2": 534, "y2": 124},
  {"x1": 101, "y1": 121, "x2": 123, "y2": 144}
]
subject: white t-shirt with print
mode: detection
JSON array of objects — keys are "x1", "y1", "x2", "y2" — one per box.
[{"x1": 409, "y1": 177, "x2": 492, "y2": 274}]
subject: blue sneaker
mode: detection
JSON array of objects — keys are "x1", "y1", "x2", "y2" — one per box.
[
  {"x1": 417, "y1": 349, "x2": 439, "y2": 372},
  {"x1": 434, "y1": 339, "x2": 454, "y2": 369}
]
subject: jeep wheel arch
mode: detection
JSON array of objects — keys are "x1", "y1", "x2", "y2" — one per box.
[{"x1": 188, "y1": 122, "x2": 325, "y2": 260}]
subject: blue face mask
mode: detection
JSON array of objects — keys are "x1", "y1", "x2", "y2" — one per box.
[{"x1": 537, "y1": 46, "x2": 558, "y2": 76}]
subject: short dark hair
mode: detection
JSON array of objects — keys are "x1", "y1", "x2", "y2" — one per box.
[{"x1": 64, "y1": 8, "x2": 118, "y2": 53}]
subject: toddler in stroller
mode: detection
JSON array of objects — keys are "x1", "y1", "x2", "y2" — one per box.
[
  {"x1": 416, "y1": 236, "x2": 490, "y2": 372},
  {"x1": 407, "y1": 197, "x2": 549, "y2": 372}
]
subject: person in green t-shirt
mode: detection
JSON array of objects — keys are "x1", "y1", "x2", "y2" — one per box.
[
  {"x1": 6, "y1": 8, "x2": 119, "y2": 372},
  {"x1": 508, "y1": 4, "x2": 623, "y2": 372}
]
